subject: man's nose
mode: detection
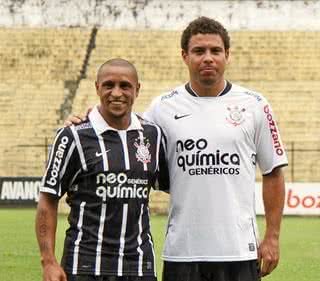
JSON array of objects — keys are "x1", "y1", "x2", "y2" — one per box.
[
  {"x1": 111, "y1": 86, "x2": 122, "y2": 97},
  {"x1": 203, "y1": 50, "x2": 213, "y2": 62}
]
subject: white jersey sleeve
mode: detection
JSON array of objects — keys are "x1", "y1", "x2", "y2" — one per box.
[
  {"x1": 254, "y1": 98, "x2": 287, "y2": 175},
  {"x1": 144, "y1": 97, "x2": 170, "y2": 192},
  {"x1": 143, "y1": 95, "x2": 162, "y2": 124}
]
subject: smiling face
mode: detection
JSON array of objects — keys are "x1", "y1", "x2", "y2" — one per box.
[
  {"x1": 95, "y1": 63, "x2": 140, "y2": 129},
  {"x1": 182, "y1": 33, "x2": 229, "y2": 96}
]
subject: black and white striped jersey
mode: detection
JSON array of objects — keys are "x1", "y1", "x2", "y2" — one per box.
[{"x1": 40, "y1": 106, "x2": 169, "y2": 277}]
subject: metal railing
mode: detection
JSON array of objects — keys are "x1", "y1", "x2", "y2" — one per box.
[
  {"x1": 286, "y1": 142, "x2": 320, "y2": 182},
  {"x1": 2, "y1": 140, "x2": 320, "y2": 182}
]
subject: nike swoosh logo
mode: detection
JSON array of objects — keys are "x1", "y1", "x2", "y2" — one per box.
[
  {"x1": 95, "y1": 149, "x2": 111, "y2": 157},
  {"x1": 174, "y1": 114, "x2": 191, "y2": 120}
]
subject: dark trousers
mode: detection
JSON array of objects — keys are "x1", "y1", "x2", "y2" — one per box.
[{"x1": 162, "y1": 260, "x2": 261, "y2": 281}]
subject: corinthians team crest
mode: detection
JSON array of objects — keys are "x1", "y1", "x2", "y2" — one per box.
[
  {"x1": 226, "y1": 105, "x2": 246, "y2": 126},
  {"x1": 134, "y1": 136, "x2": 151, "y2": 164}
]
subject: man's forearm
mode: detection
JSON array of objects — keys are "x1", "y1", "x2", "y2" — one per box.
[
  {"x1": 35, "y1": 193, "x2": 59, "y2": 265},
  {"x1": 263, "y1": 167, "x2": 285, "y2": 238}
]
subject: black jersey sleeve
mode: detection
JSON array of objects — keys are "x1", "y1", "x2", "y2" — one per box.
[
  {"x1": 156, "y1": 135, "x2": 170, "y2": 193},
  {"x1": 40, "y1": 127, "x2": 81, "y2": 198}
]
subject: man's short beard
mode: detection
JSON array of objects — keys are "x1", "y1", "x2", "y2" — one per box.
[{"x1": 200, "y1": 78, "x2": 216, "y2": 87}]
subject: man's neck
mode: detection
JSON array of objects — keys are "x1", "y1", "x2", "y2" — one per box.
[
  {"x1": 190, "y1": 79, "x2": 226, "y2": 97},
  {"x1": 98, "y1": 106, "x2": 131, "y2": 130}
]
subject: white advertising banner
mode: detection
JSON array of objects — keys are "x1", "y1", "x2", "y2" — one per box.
[
  {"x1": 0, "y1": 177, "x2": 41, "y2": 206},
  {"x1": 256, "y1": 182, "x2": 320, "y2": 215}
]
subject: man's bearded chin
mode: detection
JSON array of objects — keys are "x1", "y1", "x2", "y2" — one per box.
[{"x1": 200, "y1": 77, "x2": 216, "y2": 87}]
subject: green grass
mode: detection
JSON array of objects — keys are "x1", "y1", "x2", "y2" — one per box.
[{"x1": 0, "y1": 209, "x2": 319, "y2": 281}]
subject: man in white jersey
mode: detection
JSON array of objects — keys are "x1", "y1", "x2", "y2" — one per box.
[
  {"x1": 67, "y1": 17, "x2": 287, "y2": 281},
  {"x1": 143, "y1": 17, "x2": 287, "y2": 281}
]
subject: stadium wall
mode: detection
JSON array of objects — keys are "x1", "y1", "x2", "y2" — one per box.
[{"x1": 0, "y1": 0, "x2": 319, "y2": 30}]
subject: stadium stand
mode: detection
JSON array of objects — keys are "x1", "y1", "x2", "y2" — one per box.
[
  {"x1": 0, "y1": 28, "x2": 91, "y2": 176},
  {"x1": 73, "y1": 30, "x2": 188, "y2": 114},
  {"x1": 74, "y1": 29, "x2": 320, "y2": 177},
  {"x1": 72, "y1": 30, "x2": 320, "y2": 212},
  {"x1": 0, "y1": 28, "x2": 319, "y2": 212}
]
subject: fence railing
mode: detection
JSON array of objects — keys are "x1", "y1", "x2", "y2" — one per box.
[
  {"x1": 1, "y1": 139, "x2": 320, "y2": 182},
  {"x1": 285, "y1": 141, "x2": 320, "y2": 182}
]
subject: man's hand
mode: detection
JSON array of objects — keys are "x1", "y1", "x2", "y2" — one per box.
[
  {"x1": 64, "y1": 114, "x2": 85, "y2": 127},
  {"x1": 64, "y1": 107, "x2": 93, "y2": 127},
  {"x1": 42, "y1": 260, "x2": 67, "y2": 281},
  {"x1": 258, "y1": 235, "x2": 280, "y2": 277}
]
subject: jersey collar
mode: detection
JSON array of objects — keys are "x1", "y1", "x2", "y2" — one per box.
[
  {"x1": 185, "y1": 80, "x2": 232, "y2": 97},
  {"x1": 89, "y1": 105, "x2": 143, "y2": 135}
]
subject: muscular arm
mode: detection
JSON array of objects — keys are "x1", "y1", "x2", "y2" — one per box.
[
  {"x1": 259, "y1": 167, "x2": 285, "y2": 277},
  {"x1": 35, "y1": 193, "x2": 67, "y2": 281}
]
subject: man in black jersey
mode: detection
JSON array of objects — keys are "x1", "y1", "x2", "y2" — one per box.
[{"x1": 35, "y1": 58, "x2": 168, "y2": 281}]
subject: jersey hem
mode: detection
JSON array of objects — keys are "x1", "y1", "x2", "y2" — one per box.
[
  {"x1": 162, "y1": 255, "x2": 257, "y2": 262},
  {"x1": 64, "y1": 269, "x2": 156, "y2": 277},
  {"x1": 262, "y1": 162, "x2": 288, "y2": 176}
]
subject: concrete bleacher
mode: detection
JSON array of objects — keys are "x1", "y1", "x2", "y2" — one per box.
[
  {"x1": 1, "y1": 29, "x2": 319, "y2": 181},
  {"x1": 73, "y1": 30, "x2": 188, "y2": 114},
  {"x1": 0, "y1": 82, "x2": 65, "y2": 176},
  {"x1": 74, "y1": 30, "x2": 320, "y2": 185},
  {"x1": 1, "y1": 27, "x2": 319, "y2": 212},
  {"x1": 0, "y1": 28, "x2": 89, "y2": 81},
  {"x1": 74, "y1": 30, "x2": 320, "y2": 142},
  {"x1": 0, "y1": 28, "x2": 91, "y2": 176}
]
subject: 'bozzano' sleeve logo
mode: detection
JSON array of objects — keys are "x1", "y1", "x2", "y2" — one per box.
[
  {"x1": 263, "y1": 105, "x2": 284, "y2": 156},
  {"x1": 46, "y1": 136, "x2": 69, "y2": 186}
]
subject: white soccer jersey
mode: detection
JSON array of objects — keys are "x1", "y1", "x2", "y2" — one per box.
[{"x1": 144, "y1": 81, "x2": 288, "y2": 262}]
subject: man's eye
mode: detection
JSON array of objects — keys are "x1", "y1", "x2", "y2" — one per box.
[
  {"x1": 120, "y1": 83, "x2": 131, "y2": 89},
  {"x1": 103, "y1": 83, "x2": 113, "y2": 89},
  {"x1": 211, "y1": 49, "x2": 222, "y2": 54},
  {"x1": 194, "y1": 49, "x2": 203, "y2": 54}
]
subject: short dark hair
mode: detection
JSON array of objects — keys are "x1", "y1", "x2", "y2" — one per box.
[
  {"x1": 96, "y1": 58, "x2": 138, "y2": 82},
  {"x1": 181, "y1": 17, "x2": 230, "y2": 51}
]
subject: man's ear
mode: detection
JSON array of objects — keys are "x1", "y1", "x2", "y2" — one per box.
[
  {"x1": 95, "y1": 81, "x2": 100, "y2": 96},
  {"x1": 136, "y1": 82, "x2": 141, "y2": 98},
  {"x1": 225, "y1": 49, "x2": 230, "y2": 63},
  {"x1": 181, "y1": 49, "x2": 188, "y2": 65}
]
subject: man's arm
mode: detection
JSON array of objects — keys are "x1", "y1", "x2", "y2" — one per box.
[
  {"x1": 259, "y1": 166, "x2": 285, "y2": 277},
  {"x1": 35, "y1": 193, "x2": 67, "y2": 281}
]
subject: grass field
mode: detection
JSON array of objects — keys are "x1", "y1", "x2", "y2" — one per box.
[{"x1": 0, "y1": 209, "x2": 319, "y2": 281}]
